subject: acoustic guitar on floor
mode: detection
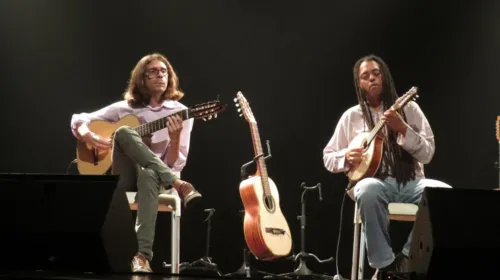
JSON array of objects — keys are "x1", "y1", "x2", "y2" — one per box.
[
  {"x1": 76, "y1": 100, "x2": 226, "y2": 175},
  {"x1": 234, "y1": 91, "x2": 292, "y2": 260},
  {"x1": 346, "y1": 86, "x2": 419, "y2": 187}
]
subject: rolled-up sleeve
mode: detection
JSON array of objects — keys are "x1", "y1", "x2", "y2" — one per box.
[
  {"x1": 167, "y1": 118, "x2": 194, "y2": 173},
  {"x1": 396, "y1": 102, "x2": 435, "y2": 164},
  {"x1": 323, "y1": 111, "x2": 351, "y2": 173},
  {"x1": 70, "y1": 101, "x2": 123, "y2": 139}
]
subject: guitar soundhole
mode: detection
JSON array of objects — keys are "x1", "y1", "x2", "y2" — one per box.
[
  {"x1": 263, "y1": 196, "x2": 275, "y2": 213},
  {"x1": 361, "y1": 139, "x2": 368, "y2": 150}
]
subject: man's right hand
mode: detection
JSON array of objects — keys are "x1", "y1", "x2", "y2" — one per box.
[
  {"x1": 78, "y1": 124, "x2": 112, "y2": 150},
  {"x1": 345, "y1": 147, "x2": 364, "y2": 166}
]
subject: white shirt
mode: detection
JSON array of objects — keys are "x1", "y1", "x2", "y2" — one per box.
[{"x1": 323, "y1": 101, "x2": 435, "y2": 179}]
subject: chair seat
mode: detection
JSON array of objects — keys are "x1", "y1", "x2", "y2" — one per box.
[
  {"x1": 388, "y1": 203, "x2": 418, "y2": 222},
  {"x1": 388, "y1": 203, "x2": 418, "y2": 215},
  {"x1": 126, "y1": 192, "x2": 179, "y2": 212}
]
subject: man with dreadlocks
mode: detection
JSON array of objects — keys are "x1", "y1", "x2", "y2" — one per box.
[{"x1": 322, "y1": 54, "x2": 451, "y2": 277}]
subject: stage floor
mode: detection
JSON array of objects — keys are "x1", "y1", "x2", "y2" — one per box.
[
  {"x1": 0, "y1": 271, "x2": 343, "y2": 280},
  {"x1": 0, "y1": 270, "x2": 364, "y2": 280}
]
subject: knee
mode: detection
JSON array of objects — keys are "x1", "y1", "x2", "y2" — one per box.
[
  {"x1": 425, "y1": 179, "x2": 453, "y2": 189},
  {"x1": 114, "y1": 126, "x2": 134, "y2": 143},
  {"x1": 355, "y1": 178, "x2": 384, "y2": 203},
  {"x1": 137, "y1": 168, "x2": 160, "y2": 191}
]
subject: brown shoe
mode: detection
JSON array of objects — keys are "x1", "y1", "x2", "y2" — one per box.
[
  {"x1": 175, "y1": 181, "x2": 202, "y2": 208},
  {"x1": 131, "y1": 253, "x2": 152, "y2": 273}
]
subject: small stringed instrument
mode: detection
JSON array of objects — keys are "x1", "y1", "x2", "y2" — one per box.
[
  {"x1": 235, "y1": 91, "x2": 292, "y2": 260},
  {"x1": 346, "y1": 86, "x2": 419, "y2": 185},
  {"x1": 76, "y1": 100, "x2": 226, "y2": 175},
  {"x1": 496, "y1": 116, "x2": 500, "y2": 190},
  {"x1": 496, "y1": 115, "x2": 500, "y2": 145}
]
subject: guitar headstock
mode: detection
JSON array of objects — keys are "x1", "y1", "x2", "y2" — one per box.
[
  {"x1": 234, "y1": 91, "x2": 256, "y2": 124},
  {"x1": 189, "y1": 100, "x2": 227, "y2": 121},
  {"x1": 393, "y1": 86, "x2": 419, "y2": 110},
  {"x1": 496, "y1": 116, "x2": 500, "y2": 143}
]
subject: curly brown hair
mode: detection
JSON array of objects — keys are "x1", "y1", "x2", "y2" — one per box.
[{"x1": 124, "y1": 53, "x2": 184, "y2": 106}]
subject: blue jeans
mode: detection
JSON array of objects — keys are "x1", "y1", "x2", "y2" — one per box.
[{"x1": 354, "y1": 177, "x2": 452, "y2": 269}]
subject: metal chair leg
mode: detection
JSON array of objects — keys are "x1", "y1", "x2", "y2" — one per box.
[
  {"x1": 351, "y1": 202, "x2": 361, "y2": 280},
  {"x1": 358, "y1": 224, "x2": 365, "y2": 280}
]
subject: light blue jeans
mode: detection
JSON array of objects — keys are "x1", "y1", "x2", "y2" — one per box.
[{"x1": 353, "y1": 177, "x2": 452, "y2": 269}]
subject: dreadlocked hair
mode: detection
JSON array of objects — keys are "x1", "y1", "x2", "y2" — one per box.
[{"x1": 352, "y1": 54, "x2": 416, "y2": 186}]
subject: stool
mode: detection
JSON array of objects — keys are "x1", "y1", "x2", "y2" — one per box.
[
  {"x1": 351, "y1": 202, "x2": 418, "y2": 280},
  {"x1": 126, "y1": 191, "x2": 181, "y2": 274}
]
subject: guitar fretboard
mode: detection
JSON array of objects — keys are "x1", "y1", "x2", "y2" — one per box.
[
  {"x1": 133, "y1": 109, "x2": 190, "y2": 137},
  {"x1": 249, "y1": 122, "x2": 272, "y2": 198},
  {"x1": 366, "y1": 118, "x2": 386, "y2": 145}
]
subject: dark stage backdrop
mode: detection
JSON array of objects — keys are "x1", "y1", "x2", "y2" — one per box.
[{"x1": 0, "y1": 0, "x2": 499, "y2": 276}]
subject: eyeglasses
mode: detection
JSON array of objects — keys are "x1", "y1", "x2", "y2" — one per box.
[{"x1": 145, "y1": 68, "x2": 168, "y2": 79}]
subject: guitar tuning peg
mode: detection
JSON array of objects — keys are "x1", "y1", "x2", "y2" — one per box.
[
  {"x1": 239, "y1": 113, "x2": 243, "y2": 117},
  {"x1": 235, "y1": 103, "x2": 240, "y2": 107},
  {"x1": 214, "y1": 113, "x2": 218, "y2": 118},
  {"x1": 233, "y1": 98, "x2": 238, "y2": 103},
  {"x1": 237, "y1": 108, "x2": 241, "y2": 112},
  {"x1": 202, "y1": 118, "x2": 207, "y2": 121},
  {"x1": 208, "y1": 115, "x2": 213, "y2": 120}
]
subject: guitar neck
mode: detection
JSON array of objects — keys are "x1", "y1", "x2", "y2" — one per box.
[
  {"x1": 133, "y1": 109, "x2": 190, "y2": 137},
  {"x1": 365, "y1": 104, "x2": 407, "y2": 143},
  {"x1": 249, "y1": 122, "x2": 272, "y2": 196},
  {"x1": 366, "y1": 119, "x2": 386, "y2": 143}
]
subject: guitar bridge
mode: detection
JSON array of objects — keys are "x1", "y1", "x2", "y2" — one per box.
[{"x1": 265, "y1": 227, "x2": 286, "y2": 235}]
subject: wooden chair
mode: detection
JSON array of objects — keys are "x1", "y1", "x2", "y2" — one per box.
[{"x1": 126, "y1": 191, "x2": 181, "y2": 274}]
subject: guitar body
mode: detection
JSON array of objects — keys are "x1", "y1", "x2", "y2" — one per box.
[
  {"x1": 346, "y1": 131, "x2": 384, "y2": 182},
  {"x1": 76, "y1": 114, "x2": 141, "y2": 175},
  {"x1": 75, "y1": 100, "x2": 226, "y2": 175},
  {"x1": 239, "y1": 175, "x2": 292, "y2": 260}
]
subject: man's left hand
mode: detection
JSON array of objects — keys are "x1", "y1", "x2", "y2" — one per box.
[
  {"x1": 167, "y1": 115, "x2": 183, "y2": 141},
  {"x1": 381, "y1": 108, "x2": 407, "y2": 136}
]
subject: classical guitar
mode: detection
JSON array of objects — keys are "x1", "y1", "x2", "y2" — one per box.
[
  {"x1": 346, "y1": 86, "x2": 419, "y2": 185},
  {"x1": 76, "y1": 100, "x2": 227, "y2": 175},
  {"x1": 235, "y1": 91, "x2": 292, "y2": 260}
]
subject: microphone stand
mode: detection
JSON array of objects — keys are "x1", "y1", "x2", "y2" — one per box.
[{"x1": 179, "y1": 208, "x2": 222, "y2": 276}]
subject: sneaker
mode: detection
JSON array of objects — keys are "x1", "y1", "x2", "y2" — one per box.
[
  {"x1": 175, "y1": 181, "x2": 202, "y2": 208},
  {"x1": 395, "y1": 252, "x2": 409, "y2": 273},
  {"x1": 131, "y1": 253, "x2": 152, "y2": 273}
]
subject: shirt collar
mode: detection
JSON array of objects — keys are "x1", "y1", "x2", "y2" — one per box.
[{"x1": 146, "y1": 100, "x2": 178, "y2": 110}]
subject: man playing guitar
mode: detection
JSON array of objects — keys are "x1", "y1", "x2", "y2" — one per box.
[
  {"x1": 70, "y1": 53, "x2": 202, "y2": 273},
  {"x1": 322, "y1": 54, "x2": 451, "y2": 278}
]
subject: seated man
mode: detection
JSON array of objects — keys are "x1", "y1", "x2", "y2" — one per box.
[
  {"x1": 70, "y1": 53, "x2": 201, "y2": 273},
  {"x1": 322, "y1": 54, "x2": 452, "y2": 278}
]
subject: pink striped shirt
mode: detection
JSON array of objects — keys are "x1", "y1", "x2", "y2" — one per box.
[{"x1": 71, "y1": 99, "x2": 193, "y2": 177}]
